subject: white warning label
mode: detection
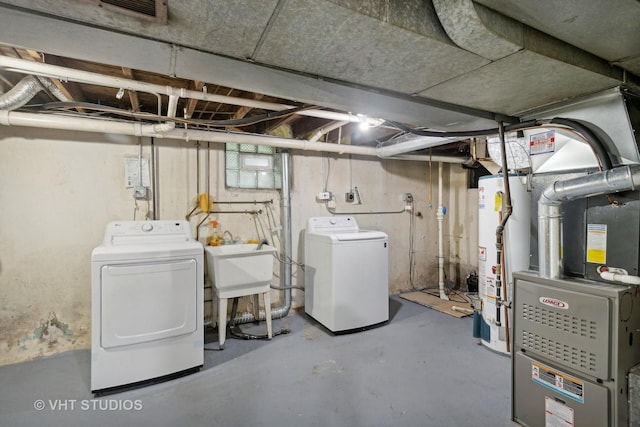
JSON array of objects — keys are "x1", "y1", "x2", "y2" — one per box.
[
  {"x1": 530, "y1": 130, "x2": 556, "y2": 155},
  {"x1": 545, "y1": 396, "x2": 574, "y2": 427}
]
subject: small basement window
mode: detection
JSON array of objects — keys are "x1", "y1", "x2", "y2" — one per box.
[{"x1": 225, "y1": 143, "x2": 282, "y2": 189}]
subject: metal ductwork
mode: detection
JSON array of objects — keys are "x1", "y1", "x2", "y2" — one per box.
[
  {"x1": 0, "y1": 74, "x2": 70, "y2": 110},
  {"x1": 538, "y1": 164, "x2": 640, "y2": 279},
  {"x1": 0, "y1": 75, "x2": 43, "y2": 110},
  {"x1": 376, "y1": 133, "x2": 464, "y2": 158}
]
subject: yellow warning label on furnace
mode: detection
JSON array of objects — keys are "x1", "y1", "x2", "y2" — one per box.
[{"x1": 586, "y1": 224, "x2": 607, "y2": 264}]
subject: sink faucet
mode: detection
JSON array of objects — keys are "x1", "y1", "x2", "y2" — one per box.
[
  {"x1": 256, "y1": 239, "x2": 269, "y2": 250},
  {"x1": 223, "y1": 230, "x2": 233, "y2": 241}
]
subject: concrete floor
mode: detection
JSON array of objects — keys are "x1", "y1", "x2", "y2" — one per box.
[{"x1": 0, "y1": 296, "x2": 516, "y2": 427}]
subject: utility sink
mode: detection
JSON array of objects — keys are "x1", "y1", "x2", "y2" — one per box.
[{"x1": 204, "y1": 244, "x2": 277, "y2": 298}]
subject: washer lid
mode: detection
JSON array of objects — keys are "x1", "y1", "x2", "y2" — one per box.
[
  {"x1": 332, "y1": 230, "x2": 387, "y2": 241},
  {"x1": 308, "y1": 229, "x2": 387, "y2": 242}
]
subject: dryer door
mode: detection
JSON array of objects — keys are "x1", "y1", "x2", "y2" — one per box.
[{"x1": 100, "y1": 259, "x2": 197, "y2": 348}]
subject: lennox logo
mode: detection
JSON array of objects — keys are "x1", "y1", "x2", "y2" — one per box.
[{"x1": 539, "y1": 297, "x2": 569, "y2": 310}]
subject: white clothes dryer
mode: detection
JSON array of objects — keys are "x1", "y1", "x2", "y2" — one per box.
[
  {"x1": 91, "y1": 220, "x2": 203, "y2": 393},
  {"x1": 304, "y1": 216, "x2": 389, "y2": 333}
]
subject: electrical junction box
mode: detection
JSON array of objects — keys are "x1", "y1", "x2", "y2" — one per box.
[
  {"x1": 133, "y1": 186, "x2": 147, "y2": 200},
  {"x1": 124, "y1": 157, "x2": 150, "y2": 188},
  {"x1": 345, "y1": 192, "x2": 355, "y2": 202}
]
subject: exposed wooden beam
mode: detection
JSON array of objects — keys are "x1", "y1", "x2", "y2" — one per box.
[
  {"x1": 120, "y1": 67, "x2": 140, "y2": 113},
  {"x1": 227, "y1": 93, "x2": 263, "y2": 131},
  {"x1": 265, "y1": 113, "x2": 302, "y2": 134},
  {"x1": 185, "y1": 80, "x2": 204, "y2": 119},
  {"x1": 17, "y1": 49, "x2": 84, "y2": 107}
]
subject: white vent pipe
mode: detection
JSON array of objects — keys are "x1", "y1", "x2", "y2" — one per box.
[
  {"x1": 308, "y1": 120, "x2": 349, "y2": 143},
  {"x1": 0, "y1": 56, "x2": 379, "y2": 124},
  {"x1": 437, "y1": 161, "x2": 449, "y2": 300},
  {"x1": 0, "y1": 111, "x2": 472, "y2": 163},
  {"x1": 538, "y1": 164, "x2": 640, "y2": 279},
  {"x1": 0, "y1": 57, "x2": 474, "y2": 158}
]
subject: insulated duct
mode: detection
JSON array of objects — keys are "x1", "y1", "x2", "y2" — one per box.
[
  {"x1": 0, "y1": 75, "x2": 70, "y2": 110},
  {"x1": 35, "y1": 76, "x2": 71, "y2": 104},
  {"x1": 538, "y1": 164, "x2": 640, "y2": 279},
  {"x1": 0, "y1": 75, "x2": 42, "y2": 110}
]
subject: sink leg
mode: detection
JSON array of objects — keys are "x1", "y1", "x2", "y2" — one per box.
[
  {"x1": 252, "y1": 294, "x2": 259, "y2": 323},
  {"x1": 218, "y1": 297, "x2": 227, "y2": 347},
  {"x1": 264, "y1": 291, "x2": 272, "y2": 340}
]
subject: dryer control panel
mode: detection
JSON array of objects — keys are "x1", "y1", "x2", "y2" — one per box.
[{"x1": 104, "y1": 220, "x2": 193, "y2": 245}]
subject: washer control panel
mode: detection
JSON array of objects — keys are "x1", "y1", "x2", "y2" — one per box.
[{"x1": 307, "y1": 216, "x2": 359, "y2": 233}]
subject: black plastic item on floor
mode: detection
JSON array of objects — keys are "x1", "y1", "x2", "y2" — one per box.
[{"x1": 228, "y1": 297, "x2": 290, "y2": 341}]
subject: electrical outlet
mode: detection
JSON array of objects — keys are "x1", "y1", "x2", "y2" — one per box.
[
  {"x1": 345, "y1": 192, "x2": 355, "y2": 202},
  {"x1": 133, "y1": 186, "x2": 147, "y2": 199},
  {"x1": 317, "y1": 192, "x2": 332, "y2": 201}
]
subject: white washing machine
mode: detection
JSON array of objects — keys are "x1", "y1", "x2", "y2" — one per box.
[
  {"x1": 304, "y1": 216, "x2": 389, "y2": 332},
  {"x1": 91, "y1": 220, "x2": 203, "y2": 393}
]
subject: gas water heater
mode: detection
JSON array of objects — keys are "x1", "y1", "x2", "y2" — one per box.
[{"x1": 477, "y1": 175, "x2": 530, "y2": 354}]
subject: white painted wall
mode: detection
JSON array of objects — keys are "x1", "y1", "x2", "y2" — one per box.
[{"x1": 0, "y1": 126, "x2": 477, "y2": 364}]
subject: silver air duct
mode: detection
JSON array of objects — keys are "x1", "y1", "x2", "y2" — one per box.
[
  {"x1": 538, "y1": 164, "x2": 640, "y2": 279},
  {"x1": 35, "y1": 76, "x2": 71, "y2": 103},
  {"x1": 0, "y1": 75, "x2": 43, "y2": 110},
  {"x1": 0, "y1": 75, "x2": 70, "y2": 111}
]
